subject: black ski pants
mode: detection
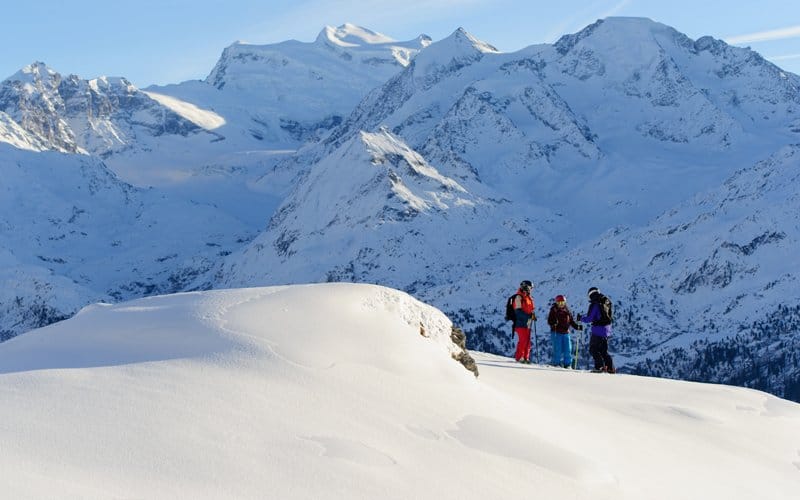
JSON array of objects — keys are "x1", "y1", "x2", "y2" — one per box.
[{"x1": 589, "y1": 335, "x2": 614, "y2": 371}]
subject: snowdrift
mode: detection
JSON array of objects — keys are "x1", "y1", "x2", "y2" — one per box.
[{"x1": 0, "y1": 283, "x2": 798, "y2": 499}]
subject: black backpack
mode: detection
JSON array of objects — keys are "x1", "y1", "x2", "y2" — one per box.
[
  {"x1": 595, "y1": 293, "x2": 614, "y2": 326},
  {"x1": 504, "y1": 294, "x2": 520, "y2": 322}
]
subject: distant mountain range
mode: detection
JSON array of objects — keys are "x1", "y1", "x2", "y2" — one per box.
[{"x1": 2, "y1": 18, "x2": 799, "y2": 400}]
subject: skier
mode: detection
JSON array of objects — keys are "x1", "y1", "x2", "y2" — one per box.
[
  {"x1": 579, "y1": 287, "x2": 615, "y2": 373},
  {"x1": 547, "y1": 295, "x2": 582, "y2": 368},
  {"x1": 512, "y1": 280, "x2": 536, "y2": 363}
]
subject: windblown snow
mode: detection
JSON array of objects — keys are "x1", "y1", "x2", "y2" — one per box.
[
  {"x1": 0, "y1": 284, "x2": 798, "y2": 499},
  {"x1": 143, "y1": 91, "x2": 226, "y2": 130}
]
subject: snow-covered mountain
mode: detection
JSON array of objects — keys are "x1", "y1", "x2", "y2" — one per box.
[
  {"x1": 143, "y1": 24, "x2": 431, "y2": 162},
  {"x1": 217, "y1": 18, "x2": 799, "y2": 261},
  {"x1": 0, "y1": 62, "x2": 215, "y2": 157},
  {"x1": 3, "y1": 17, "x2": 800, "y2": 401},
  {"x1": 204, "y1": 23, "x2": 430, "y2": 140},
  {"x1": 214, "y1": 127, "x2": 558, "y2": 297},
  {"x1": 549, "y1": 18, "x2": 800, "y2": 140},
  {"x1": 531, "y1": 144, "x2": 800, "y2": 399},
  {"x1": 213, "y1": 18, "x2": 800, "y2": 399},
  {"x1": 208, "y1": 23, "x2": 429, "y2": 95},
  {"x1": 0, "y1": 143, "x2": 250, "y2": 339},
  {"x1": 0, "y1": 23, "x2": 435, "y2": 340},
  {"x1": 1, "y1": 284, "x2": 798, "y2": 499}
]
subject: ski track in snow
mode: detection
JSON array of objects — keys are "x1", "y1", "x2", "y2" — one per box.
[{"x1": 446, "y1": 414, "x2": 616, "y2": 483}]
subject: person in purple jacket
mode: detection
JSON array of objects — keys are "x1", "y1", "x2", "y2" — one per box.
[{"x1": 579, "y1": 287, "x2": 615, "y2": 373}]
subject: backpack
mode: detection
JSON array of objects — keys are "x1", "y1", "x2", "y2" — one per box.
[
  {"x1": 504, "y1": 294, "x2": 520, "y2": 322},
  {"x1": 595, "y1": 294, "x2": 614, "y2": 326}
]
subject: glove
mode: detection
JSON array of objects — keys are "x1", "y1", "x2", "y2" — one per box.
[
  {"x1": 578, "y1": 324, "x2": 584, "y2": 331},
  {"x1": 532, "y1": 313, "x2": 537, "y2": 322}
]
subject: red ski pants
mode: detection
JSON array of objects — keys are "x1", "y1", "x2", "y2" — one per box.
[{"x1": 514, "y1": 327, "x2": 531, "y2": 361}]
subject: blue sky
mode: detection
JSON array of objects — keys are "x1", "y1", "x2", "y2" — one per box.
[{"x1": 3, "y1": 0, "x2": 799, "y2": 87}]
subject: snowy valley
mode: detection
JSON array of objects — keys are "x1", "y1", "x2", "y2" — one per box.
[{"x1": 1, "y1": 17, "x2": 800, "y2": 404}]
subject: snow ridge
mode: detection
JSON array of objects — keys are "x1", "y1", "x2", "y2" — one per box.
[
  {"x1": 0, "y1": 62, "x2": 208, "y2": 156},
  {"x1": 1, "y1": 284, "x2": 798, "y2": 499}
]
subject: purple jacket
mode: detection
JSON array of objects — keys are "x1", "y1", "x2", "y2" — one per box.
[{"x1": 581, "y1": 302, "x2": 612, "y2": 338}]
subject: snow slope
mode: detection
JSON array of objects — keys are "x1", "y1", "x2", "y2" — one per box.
[
  {"x1": 0, "y1": 284, "x2": 798, "y2": 499},
  {"x1": 215, "y1": 128, "x2": 555, "y2": 295},
  {"x1": 533, "y1": 143, "x2": 800, "y2": 397},
  {"x1": 0, "y1": 111, "x2": 47, "y2": 151},
  {"x1": 0, "y1": 143, "x2": 251, "y2": 339}
]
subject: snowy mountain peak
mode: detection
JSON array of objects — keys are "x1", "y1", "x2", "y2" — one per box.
[
  {"x1": 87, "y1": 75, "x2": 135, "y2": 93},
  {"x1": 406, "y1": 27, "x2": 498, "y2": 85},
  {"x1": 554, "y1": 17, "x2": 688, "y2": 56},
  {"x1": 316, "y1": 23, "x2": 396, "y2": 47},
  {"x1": 4, "y1": 61, "x2": 63, "y2": 95},
  {"x1": 545, "y1": 15, "x2": 800, "y2": 137},
  {"x1": 601, "y1": 16, "x2": 678, "y2": 32},
  {"x1": 206, "y1": 24, "x2": 430, "y2": 90},
  {"x1": 6, "y1": 61, "x2": 58, "y2": 84},
  {"x1": 446, "y1": 27, "x2": 499, "y2": 54},
  {"x1": 7, "y1": 62, "x2": 134, "y2": 94},
  {"x1": 194, "y1": 24, "x2": 434, "y2": 148},
  {"x1": 0, "y1": 64, "x2": 205, "y2": 156}
]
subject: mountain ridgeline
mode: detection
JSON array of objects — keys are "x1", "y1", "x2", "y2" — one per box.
[{"x1": 1, "y1": 18, "x2": 799, "y2": 400}]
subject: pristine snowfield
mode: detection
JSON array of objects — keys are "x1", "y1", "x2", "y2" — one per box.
[{"x1": 1, "y1": 283, "x2": 798, "y2": 499}]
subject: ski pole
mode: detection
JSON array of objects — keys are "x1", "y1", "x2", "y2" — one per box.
[
  {"x1": 581, "y1": 327, "x2": 587, "y2": 369},
  {"x1": 533, "y1": 317, "x2": 539, "y2": 364}
]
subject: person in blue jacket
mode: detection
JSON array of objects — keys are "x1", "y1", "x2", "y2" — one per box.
[
  {"x1": 547, "y1": 295, "x2": 582, "y2": 368},
  {"x1": 579, "y1": 287, "x2": 615, "y2": 373}
]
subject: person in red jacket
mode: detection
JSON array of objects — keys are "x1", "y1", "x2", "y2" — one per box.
[
  {"x1": 512, "y1": 280, "x2": 536, "y2": 363},
  {"x1": 547, "y1": 295, "x2": 582, "y2": 368}
]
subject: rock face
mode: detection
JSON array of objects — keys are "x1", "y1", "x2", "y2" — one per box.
[{"x1": 0, "y1": 62, "x2": 207, "y2": 157}]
